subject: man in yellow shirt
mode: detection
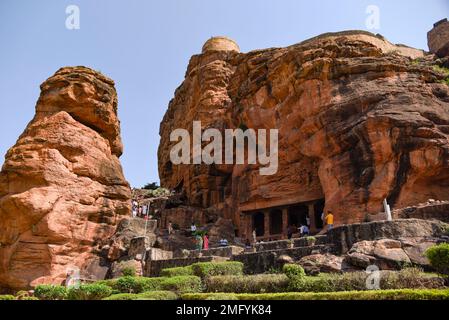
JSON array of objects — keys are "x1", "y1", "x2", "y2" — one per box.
[{"x1": 325, "y1": 211, "x2": 334, "y2": 230}]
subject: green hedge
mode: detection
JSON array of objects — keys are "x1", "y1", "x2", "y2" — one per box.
[
  {"x1": 0, "y1": 295, "x2": 15, "y2": 300},
  {"x1": 288, "y1": 269, "x2": 444, "y2": 292},
  {"x1": 107, "y1": 275, "x2": 202, "y2": 294},
  {"x1": 113, "y1": 276, "x2": 165, "y2": 294},
  {"x1": 34, "y1": 285, "x2": 67, "y2": 300},
  {"x1": 205, "y1": 274, "x2": 289, "y2": 293},
  {"x1": 103, "y1": 291, "x2": 178, "y2": 300},
  {"x1": 182, "y1": 289, "x2": 449, "y2": 300},
  {"x1": 160, "y1": 265, "x2": 194, "y2": 277},
  {"x1": 160, "y1": 276, "x2": 202, "y2": 294},
  {"x1": 191, "y1": 261, "x2": 244, "y2": 278},
  {"x1": 66, "y1": 283, "x2": 113, "y2": 300}
]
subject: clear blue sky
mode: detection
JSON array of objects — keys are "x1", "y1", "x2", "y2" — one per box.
[{"x1": 0, "y1": 0, "x2": 448, "y2": 188}]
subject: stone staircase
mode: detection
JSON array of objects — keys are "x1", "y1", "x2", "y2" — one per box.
[{"x1": 143, "y1": 235, "x2": 333, "y2": 276}]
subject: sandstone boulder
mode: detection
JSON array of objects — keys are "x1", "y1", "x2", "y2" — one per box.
[
  {"x1": 0, "y1": 67, "x2": 131, "y2": 290},
  {"x1": 298, "y1": 253, "x2": 347, "y2": 275},
  {"x1": 346, "y1": 238, "x2": 438, "y2": 270}
]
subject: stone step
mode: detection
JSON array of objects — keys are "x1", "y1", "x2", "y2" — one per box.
[
  {"x1": 173, "y1": 246, "x2": 245, "y2": 259},
  {"x1": 252, "y1": 235, "x2": 329, "y2": 252}
]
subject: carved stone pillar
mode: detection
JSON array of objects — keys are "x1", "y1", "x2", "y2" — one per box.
[
  {"x1": 282, "y1": 208, "x2": 288, "y2": 239},
  {"x1": 264, "y1": 210, "x2": 270, "y2": 238},
  {"x1": 308, "y1": 204, "x2": 317, "y2": 233}
]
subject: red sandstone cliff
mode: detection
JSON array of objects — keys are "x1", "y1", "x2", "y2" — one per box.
[
  {"x1": 0, "y1": 67, "x2": 131, "y2": 290},
  {"x1": 158, "y1": 31, "x2": 449, "y2": 237}
]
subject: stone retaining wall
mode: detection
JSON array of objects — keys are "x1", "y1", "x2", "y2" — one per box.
[
  {"x1": 327, "y1": 219, "x2": 447, "y2": 254},
  {"x1": 232, "y1": 245, "x2": 331, "y2": 274}
]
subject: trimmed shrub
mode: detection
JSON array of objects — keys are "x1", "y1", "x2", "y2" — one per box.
[
  {"x1": 136, "y1": 291, "x2": 179, "y2": 300},
  {"x1": 20, "y1": 296, "x2": 39, "y2": 300},
  {"x1": 283, "y1": 264, "x2": 306, "y2": 278},
  {"x1": 34, "y1": 285, "x2": 67, "y2": 300},
  {"x1": 66, "y1": 283, "x2": 112, "y2": 300},
  {"x1": 425, "y1": 243, "x2": 449, "y2": 276},
  {"x1": 103, "y1": 291, "x2": 178, "y2": 300},
  {"x1": 113, "y1": 276, "x2": 165, "y2": 294},
  {"x1": 205, "y1": 274, "x2": 289, "y2": 293},
  {"x1": 0, "y1": 295, "x2": 15, "y2": 300},
  {"x1": 160, "y1": 265, "x2": 194, "y2": 277},
  {"x1": 191, "y1": 261, "x2": 244, "y2": 278},
  {"x1": 160, "y1": 276, "x2": 202, "y2": 294},
  {"x1": 380, "y1": 268, "x2": 444, "y2": 289},
  {"x1": 108, "y1": 275, "x2": 201, "y2": 294},
  {"x1": 182, "y1": 288, "x2": 449, "y2": 300}
]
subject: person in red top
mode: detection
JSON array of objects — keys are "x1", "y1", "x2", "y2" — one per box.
[{"x1": 203, "y1": 233, "x2": 209, "y2": 250}]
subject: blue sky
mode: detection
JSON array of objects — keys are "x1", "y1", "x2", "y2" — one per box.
[{"x1": 0, "y1": 0, "x2": 448, "y2": 188}]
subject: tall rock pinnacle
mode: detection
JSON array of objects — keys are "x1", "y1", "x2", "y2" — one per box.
[{"x1": 0, "y1": 66, "x2": 131, "y2": 290}]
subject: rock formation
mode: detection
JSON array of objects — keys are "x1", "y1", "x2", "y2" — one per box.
[
  {"x1": 428, "y1": 18, "x2": 449, "y2": 58},
  {"x1": 0, "y1": 67, "x2": 131, "y2": 290},
  {"x1": 158, "y1": 30, "x2": 449, "y2": 240}
]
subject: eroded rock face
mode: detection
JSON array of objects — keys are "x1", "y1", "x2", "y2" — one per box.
[
  {"x1": 0, "y1": 67, "x2": 131, "y2": 290},
  {"x1": 158, "y1": 30, "x2": 449, "y2": 238}
]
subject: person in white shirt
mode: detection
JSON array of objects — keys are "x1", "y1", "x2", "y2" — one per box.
[
  {"x1": 299, "y1": 224, "x2": 310, "y2": 237},
  {"x1": 191, "y1": 222, "x2": 197, "y2": 235}
]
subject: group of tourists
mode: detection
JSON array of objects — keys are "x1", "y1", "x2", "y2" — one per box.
[
  {"x1": 245, "y1": 210, "x2": 335, "y2": 246},
  {"x1": 191, "y1": 222, "x2": 211, "y2": 251},
  {"x1": 131, "y1": 200, "x2": 151, "y2": 219}
]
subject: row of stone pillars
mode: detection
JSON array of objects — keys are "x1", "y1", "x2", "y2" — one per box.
[{"x1": 243, "y1": 201, "x2": 323, "y2": 241}]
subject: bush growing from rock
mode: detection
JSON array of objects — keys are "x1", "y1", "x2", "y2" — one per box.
[
  {"x1": 205, "y1": 274, "x2": 289, "y2": 293},
  {"x1": 66, "y1": 283, "x2": 112, "y2": 300},
  {"x1": 34, "y1": 285, "x2": 67, "y2": 300},
  {"x1": 191, "y1": 261, "x2": 243, "y2": 278},
  {"x1": 425, "y1": 243, "x2": 449, "y2": 276},
  {"x1": 122, "y1": 266, "x2": 136, "y2": 277},
  {"x1": 160, "y1": 265, "x2": 194, "y2": 277}
]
